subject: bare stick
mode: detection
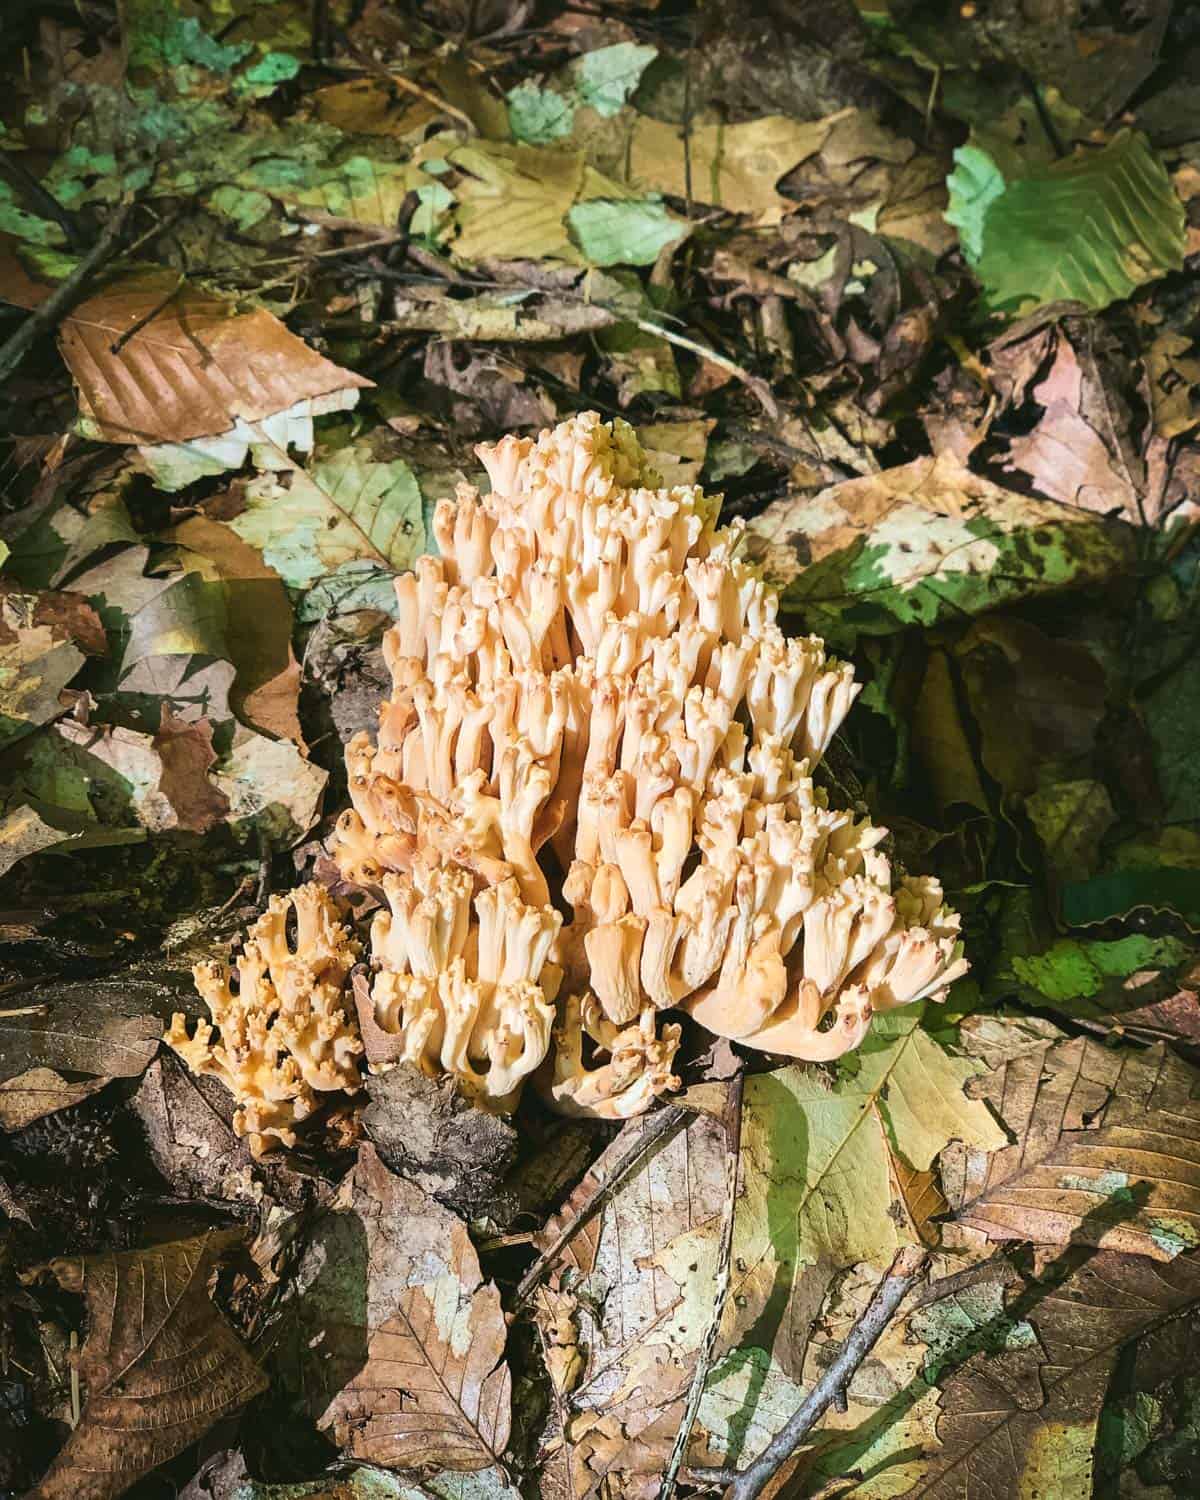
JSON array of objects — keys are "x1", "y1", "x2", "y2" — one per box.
[
  {"x1": 725, "y1": 1245, "x2": 929, "y2": 1500},
  {"x1": 631, "y1": 316, "x2": 779, "y2": 418},
  {"x1": 0, "y1": 201, "x2": 131, "y2": 385},
  {"x1": 659, "y1": 1069, "x2": 745, "y2": 1500},
  {"x1": 513, "y1": 1102, "x2": 690, "y2": 1310}
]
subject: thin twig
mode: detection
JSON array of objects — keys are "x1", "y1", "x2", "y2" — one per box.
[
  {"x1": 631, "y1": 316, "x2": 778, "y2": 418},
  {"x1": 659, "y1": 1068, "x2": 745, "y2": 1500},
  {"x1": 725, "y1": 1245, "x2": 929, "y2": 1500},
  {"x1": 109, "y1": 269, "x2": 184, "y2": 354},
  {"x1": 0, "y1": 201, "x2": 131, "y2": 385},
  {"x1": 512, "y1": 1102, "x2": 690, "y2": 1310}
]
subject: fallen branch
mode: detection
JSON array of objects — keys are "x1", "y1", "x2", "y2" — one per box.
[
  {"x1": 513, "y1": 1101, "x2": 691, "y2": 1311},
  {"x1": 659, "y1": 1067, "x2": 746, "y2": 1500},
  {"x1": 724, "y1": 1245, "x2": 930, "y2": 1500},
  {"x1": 0, "y1": 202, "x2": 131, "y2": 385}
]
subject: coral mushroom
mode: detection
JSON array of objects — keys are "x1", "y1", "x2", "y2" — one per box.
[
  {"x1": 165, "y1": 884, "x2": 363, "y2": 1155},
  {"x1": 170, "y1": 413, "x2": 968, "y2": 1136}
]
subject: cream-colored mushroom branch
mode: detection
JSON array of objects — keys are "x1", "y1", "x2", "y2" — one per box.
[
  {"x1": 167, "y1": 412, "x2": 968, "y2": 1143},
  {"x1": 165, "y1": 884, "x2": 363, "y2": 1156}
]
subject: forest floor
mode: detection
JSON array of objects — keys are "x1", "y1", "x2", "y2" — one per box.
[{"x1": 2, "y1": 2, "x2": 1200, "y2": 1499}]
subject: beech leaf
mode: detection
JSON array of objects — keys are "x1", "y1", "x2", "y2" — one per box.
[{"x1": 946, "y1": 130, "x2": 1186, "y2": 315}]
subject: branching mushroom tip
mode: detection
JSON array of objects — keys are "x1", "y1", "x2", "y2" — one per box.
[
  {"x1": 170, "y1": 413, "x2": 968, "y2": 1138},
  {"x1": 164, "y1": 884, "x2": 363, "y2": 1156}
]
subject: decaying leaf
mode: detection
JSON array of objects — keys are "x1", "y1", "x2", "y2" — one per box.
[
  {"x1": 231, "y1": 442, "x2": 425, "y2": 590},
  {"x1": 533, "y1": 1012, "x2": 1003, "y2": 1487},
  {"x1": 25, "y1": 1232, "x2": 268, "y2": 1500},
  {"x1": 942, "y1": 1036, "x2": 1200, "y2": 1260},
  {"x1": 744, "y1": 453, "x2": 1135, "y2": 647},
  {"x1": 284, "y1": 1144, "x2": 511, "y2": 1473},
  {"x1": 902, "y1": 1251, "x2": 1200, "y2": 1499}
]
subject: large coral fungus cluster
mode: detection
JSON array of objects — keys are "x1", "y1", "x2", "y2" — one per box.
[
  {"x1": 330, "y1": 412, "x2": 968, "y2": 1117},
  {"x1": 166, "y1": 884, "x2": 363, "y2": 1156},
  {"x1": 167, "y1": 413, "x2": 968, "y2": 1145}
]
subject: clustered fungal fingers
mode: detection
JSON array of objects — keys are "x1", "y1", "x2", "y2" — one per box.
[
  {"x1": 165, "y1": 884, "x2": 362, "y2": 1155},
  {"x1": 352, "y1": 871, "x2": 562, "y2": 1112},
  {"x1": 171, "y1": 414, "x2": 969, "y2": 1139}
]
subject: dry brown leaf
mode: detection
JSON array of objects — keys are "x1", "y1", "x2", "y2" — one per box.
[
  {"x1": 449, "y1": 142, "x2": 586, "y2": 262},
  {"x1": 0, "y1": 1068, "x2": 108, "y2": 1131},
  {"x1": 912, "y1": 649, "x2": 990, "y2": 814},
  {"x1": 168, "y1": 516, "x2": 303, "y2": 746},
  {"x1": 153, "y1": 709, "x2": 230, "y2": 834},
  {"x1": 24, "y1": 1232, "x2": 267, "y2": 1500},
  {"x1": 905, "y1": 1250, "x2": 1200, "y2": 1499},
  {"x1": 628, "y1": 113, "x2": 845, "y2": 223},
  {"x1": 890, "y1": 1156, "x2": 949, "y2": 1248},
  {"x1": 0, "y1": 260, "x2": 371, "y2": 446},
  {"x1": 942, "y1": 1039, "x2": 1200, "y2": 1260},
  {"x1": 291, "y1": 1144, "x2": 512, "y2": 1473}
]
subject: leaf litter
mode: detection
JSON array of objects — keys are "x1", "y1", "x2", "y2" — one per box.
[{"x1": 2, "y1": 2, "x2": 1200, "y2": 1498}]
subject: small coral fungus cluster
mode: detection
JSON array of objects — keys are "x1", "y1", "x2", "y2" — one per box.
[{"x1": 167, "y1": 414, "x2": 967, "y2": 1153}]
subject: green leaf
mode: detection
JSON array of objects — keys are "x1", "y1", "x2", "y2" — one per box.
[
  {"x1": 506, "y1": 82, "x2": 576, "y2": 145},
  {"x1": 1062, "y1": 869, "x2": 1200, "y2": 931},
  {"x1": 231, "y1": 445, "x2": 426, "y2": 590},
  {"x1": 945, "y1": 130, "x2": 1185, "y2": 315},
  {"x1": 574, "y1": 43, "x2": 658, "y2": 116},
  {"x1": 567, "y1": 198, "x2": 685, "y2": 266},
  {"x1": 943, "y1": 143, "x2": 1005, "y2": 262},
  {"x1": 1011, "y1": 935, "x2": 1190, "y2": 1004}
]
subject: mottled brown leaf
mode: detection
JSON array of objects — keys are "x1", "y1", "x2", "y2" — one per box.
[
  {"x1": 294, "y1": 1145, "x2": 512, "y2": 1473},
  {"x1": 943, "y1": 1039, "x2": 1200, "y2": 1259},
  {"x1": 905, "y1": 1251, "x2": 1200, "y2": 1499},
  {"x1": 25, "y1": 1232, "x2": 267, "y2": 1500}
]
